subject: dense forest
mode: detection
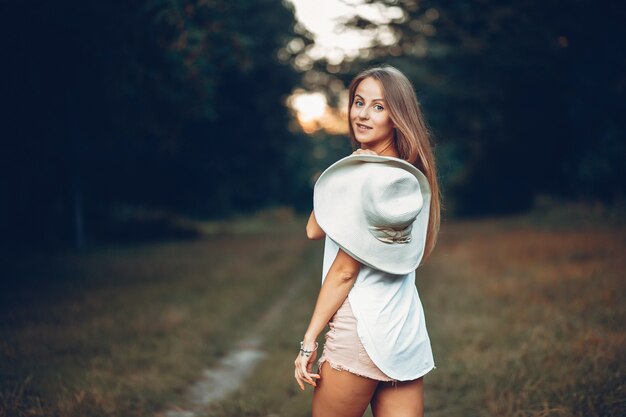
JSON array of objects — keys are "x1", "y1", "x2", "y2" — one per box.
[
  {"x1": 1, "y1": 0, "x2": 624, "y2": 249},
  {"x1": 310, "y1": 0, "x2": 626, "y2": 215},
  {"x1": 1, "y1": 0, "x2": 314, "y2": 248}
]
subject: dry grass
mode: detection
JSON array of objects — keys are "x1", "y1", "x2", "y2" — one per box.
[
  {"x1": 419, "y1": 215, "x2": 626, "y2": 417},
  {"x1": 0, "y1": 215, "x2": 312, "y2": 417},
  {"x1": 205, "y1": 211, "x2": 626, "y2": 417},
  {"x1": 1, "y1": 207, "x2": 624, "y2": 417}
]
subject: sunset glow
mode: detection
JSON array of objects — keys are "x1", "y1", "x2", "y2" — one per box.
[
  {"x1": 291, "y1": 92, "x2": 327, "y2": 122},
  {"x1": 289, "y1": 92, "x2": 349, "y2": 135}
]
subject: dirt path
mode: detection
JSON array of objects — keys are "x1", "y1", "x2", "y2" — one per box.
[{"x1": 159, "y1": 271, "x2": 309, "y2": 417}]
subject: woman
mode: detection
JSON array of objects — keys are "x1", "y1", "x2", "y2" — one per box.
[{"x1": 294, "y1": 65, "x2": 442, "y2": 417}]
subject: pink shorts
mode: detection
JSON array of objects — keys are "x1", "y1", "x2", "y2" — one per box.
[{"x1": 317, "y1": 297, "x2": 396, "y2": 382}]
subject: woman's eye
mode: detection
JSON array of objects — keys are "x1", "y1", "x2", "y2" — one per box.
[
  {"x1": 374, "y1": 104, "x2": 384, "y2": 111},
  {"x1": 354, "y1": 100, "x2": 363, "y2": 107}
]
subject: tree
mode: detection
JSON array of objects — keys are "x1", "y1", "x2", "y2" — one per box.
[
  {"x1": 0, "y1": 0, "x2": 311, "y2": 248},
  {"x1": 317, "y1": 0, "x2": 626, "y2": 215}
]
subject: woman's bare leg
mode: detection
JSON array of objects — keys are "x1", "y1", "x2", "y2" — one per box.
[
  {"x1": 370, "y1": 377, "x2": 424, "y2": 417},
  {"x1": 312, "y1": 361, "x2": 379, "y2": 417}
]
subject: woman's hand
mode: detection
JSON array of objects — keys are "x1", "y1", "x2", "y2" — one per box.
[
  {"x1": 352, "y1": 148, "x2": 378, "y2": 156},
  {"x1": 294, "y1": 343, "x2": 321, "y2": 390}
]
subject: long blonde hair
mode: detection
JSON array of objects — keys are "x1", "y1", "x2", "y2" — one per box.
[{"x1": 347, "y1": 64, "x2": 442, "y2": 263}]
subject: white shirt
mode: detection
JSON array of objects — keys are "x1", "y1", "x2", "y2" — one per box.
[{"x1": 322, "y1": 235, "x2": 435, "y2": 381}]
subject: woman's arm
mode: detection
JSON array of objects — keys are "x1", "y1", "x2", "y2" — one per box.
[
  {"x1": 294, "y1": 248, "x2": 361, "y2": 390},
  {"x1": 303, "y1": 248, "x2": 360, "y2": 343},
  {"x1": 306, "y1": 210, "x2": 326, "y2": 240}
]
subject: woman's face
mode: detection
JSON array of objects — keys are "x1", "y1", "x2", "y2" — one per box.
[{"x1": 350, "y1": 77, "x2": 395, "y2": 150}]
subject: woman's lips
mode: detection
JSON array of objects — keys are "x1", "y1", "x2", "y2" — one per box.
[{"x1": 355, "y1": 122, "x2": 372, "y2": 131}]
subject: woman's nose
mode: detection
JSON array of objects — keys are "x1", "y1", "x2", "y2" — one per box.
[{"x1": 357, "y1": 106, "x2": 370, "y2": 119}]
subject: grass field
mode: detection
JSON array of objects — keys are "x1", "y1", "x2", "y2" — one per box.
[{"x1": 1, "y1": 206, "x2": 624, "y2": 416}]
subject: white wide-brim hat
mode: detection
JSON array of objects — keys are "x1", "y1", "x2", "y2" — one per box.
[{"x1": 313, "y1": 154, "x2": 431, "y2": 275}]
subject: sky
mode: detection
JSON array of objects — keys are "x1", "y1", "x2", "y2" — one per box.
[{"x1": 286, "y1": 0, "x2": 402, "y2": 64}]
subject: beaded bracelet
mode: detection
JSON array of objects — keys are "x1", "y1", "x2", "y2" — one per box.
[{"x1": 299, "y1": 341, "x2": 319, "y2": 357}]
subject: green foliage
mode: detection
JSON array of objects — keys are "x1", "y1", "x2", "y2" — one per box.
[
  {"x1": 323, "y1": 0, "x2": 626, "y2": 215},
  {"x1": 0, "y1": 0, "x2": 311, "y2": 247}
]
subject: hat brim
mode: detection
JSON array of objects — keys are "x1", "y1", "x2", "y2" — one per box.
[{"x1": 313, "y1": 154, "x2": 431, "y2": 275}]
